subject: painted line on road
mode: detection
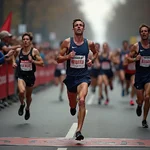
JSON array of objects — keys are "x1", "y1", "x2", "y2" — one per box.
[
  {"x1": 87, "y1": 93, "x2": 95, "y2": 105},
  {"x1": 57, "y1": 123, "x2": 77, "y2": 150},
  {"x1": 57, "y1": 110, "x2": 88, "y2": 150}
]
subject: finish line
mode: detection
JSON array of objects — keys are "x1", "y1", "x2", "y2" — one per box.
[{"x1": 0, "y1": 137, "x2": 150, "y2": 147}]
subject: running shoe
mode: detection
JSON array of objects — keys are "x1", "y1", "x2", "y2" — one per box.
[
  {"x1": 142, "y1": 120, "x2": 148, "y2": 128},
  {"x1": 136, "y1": 105, "x2": 142, "y2": 117},
  {"x1": 18, "y1": 103, "x2": 25, "y2": 116},
  {"x1": 75, "y1": 131, "x2": 84, "y2": 140},
  {"x1": 59, "y1": 95, "x2": 63, "y2": 101},
  {"x1": 104, "y1": 99, "x2": 109, "y2": 105},
  {"x1": 24, "y1": 109, "x2": 30, "y2": 120},
  {"x1": 122, "y1": 89, "x2": 125, "y2": 97},
  {"x1": 130, "y1": 100, "x2": 134, "y2": 106},
  {"x1": 70, "y1": 108, "x2": 76, "y2": 116},
  {"x1": 98, "y1": 97, "x2": 102, "y2": 105},
  {"x1": 91, "y1": 87, "x2": 96, "y2": 93}
]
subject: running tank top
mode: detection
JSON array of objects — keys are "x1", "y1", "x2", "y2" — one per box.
[
  {"x1": 136, "y1": 42, "x2": 150, "y2": 73},
  {"x1": 99, "y1": 53, "x2": 112, "y2": 71},
  {"x1": 125, "y1": 54, "x2": 136, "y2": 74},
  {"x1": 66, "y1": 37, "x2": 89, "y2": 76},
  {"x1": 120, "y1": 49, "x2": 130, "y2": 62},
  {"x1": 18, "y1": 48, "x2": 36, "y2": 76}
]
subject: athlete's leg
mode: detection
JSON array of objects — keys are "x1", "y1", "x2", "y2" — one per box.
[
  {"x1": 18, "y1": 79, "x2": 26, "y2": 105},
  {"x1": 76, "y1": 82, "x2": 88, "y2": 132},
  {"x1": 143, "y1": 83, "x2": 150, "y2": 127},
  {"x1": 17, "y1": 79, "x2": 26, "y2": 116}
]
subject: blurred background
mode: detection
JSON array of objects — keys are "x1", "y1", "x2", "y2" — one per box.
[{"x1": 0, "y1": 0, "x2": 150, "y2": 49}]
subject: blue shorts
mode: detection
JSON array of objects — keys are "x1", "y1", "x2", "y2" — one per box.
[
  {"x1": 134, "y1": 72, "x2": 150, "y2": 90},
  {"x1": 90, "y1": 68, "x2": 99, "y2": 78},
  {"x1": 99, "y1": 70, "x2": 113, "y2": 79},
  {"x1": 63, "y1": 75, "x2": 91, "y2": 93},
  {"x1": 54, "y1": 69, "x2": 66, "y2": 77}
]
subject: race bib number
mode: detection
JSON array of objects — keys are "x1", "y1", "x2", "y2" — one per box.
[
  {"x1": 127, "y1": 62, "x2": 135, "y2": 70},
  {"x1": 140, "y1": 56, "x2": 150, "y2": 67},
  {"x1": 20, "y1": 60, "x2": 32, "y2": 71},
  {"x1": 61, "y1": 69, "x2": 66, "y2": 75},
  {"x1": 70, "y1": 55, "x2": 85, "y2": 68},
  {"x1": 101, "y1": 62, "x2": 110, "y2": 70}
]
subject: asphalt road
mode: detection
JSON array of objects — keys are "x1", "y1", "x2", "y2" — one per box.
[{"x1": 0, "y1": 80, "x2": 149, "y2": 150}]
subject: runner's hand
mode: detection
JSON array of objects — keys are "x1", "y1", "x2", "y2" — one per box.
[
  {"x1": 86, "y1": 59, "x2": 92, "y2": 67},
  {"x1": 12, "y1": 62, "x2": 17, "y2": 68},
  {"x1": 68, "y1": 50, "x2": 76, "y2": 59}
]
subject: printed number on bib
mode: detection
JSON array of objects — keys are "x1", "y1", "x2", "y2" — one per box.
[
  {"x1": 140, "y1": 56, "x2": 150, "y2": 67},
  {"x1": 127, "y1": 62, "x2": 135, "y2": 70},
  {"x1": 101, "y1": 62, "x2": 110, "y2": 70},
  {"x1": 70, "y1": 55, "x2": 85, "y2": 68},
  {"x1": 20, "y1": 60, "x2": 32, "y2": 71}
]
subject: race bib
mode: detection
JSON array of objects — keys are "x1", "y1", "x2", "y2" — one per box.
[
  {"x1": 101, "y1": 62, "x2": 110, "y2": 70},
  {"x1": 140, "y1": 56, "x2": 150, "y2": 67},
  {"x1": 57, "y1": 63, "x2": 65, "y2": 69},
  {"x1": 70, "y1": 55, "x2": 85, "y2": 68},
  {"x1": 20, "y1": 60, "x2": 32, "y2": 71},
  {"x1": 127, "y1": 62, "x2": 135, "y2": 70}
]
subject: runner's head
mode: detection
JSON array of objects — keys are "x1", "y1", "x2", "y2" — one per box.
[
  {"x1": 22, "y1": 32, "x2": 33, "y2": 47},
  {"x1": 139, "y1": 24, "x2": 150, "y2": 41},
  {"x1": 72, "y1": 19, "x2": 85, "y2": 36}
]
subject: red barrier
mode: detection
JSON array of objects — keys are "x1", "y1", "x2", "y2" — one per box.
[
  {"x1": 0, "y1": 64, "x2": 7, "y2": 99},
  {"x1": 34, "y1": 65, "x2": 55, "y2": 87},
  {"x1": 7, "y1": 64, "x2": 15, "y2": 96},
  {"x1": 0, "y1": 63, "x2": 55, "y2": 100}
]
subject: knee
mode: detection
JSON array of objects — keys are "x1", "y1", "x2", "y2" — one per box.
[
  {"x1": 145, "y1": 95, "x2": 150, "y2": 102},
  {"x1": 78, "y1": 100, "x2": 85, "y2": 107},
  {"x1": 19, "y1": 89, "x2": 25, "y2": 97}
]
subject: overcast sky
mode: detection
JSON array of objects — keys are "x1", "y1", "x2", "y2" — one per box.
[{"x1": 77, "y1": 0, "x2": 126, "y2": 43}]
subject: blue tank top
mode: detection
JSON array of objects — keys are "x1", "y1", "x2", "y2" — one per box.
[
  {"x1": 66, "y1": 37, "x2": 89, "y2": 76},
  {"x1": 99, "y1": 53, "x2": 112, "y2": 71},
  {"x1": 136, "y1": 42, "x2": 150, "y2": 73},
  {"x1": 120, "y1": 49, "x2": 130, "y2": 63}
]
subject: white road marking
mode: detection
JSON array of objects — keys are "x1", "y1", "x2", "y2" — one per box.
[
  {"x1": 57, "y1": 123, "x2": 77, "y2": 150},
  {"x1": 57, "y1": 110, "x2": 88, "y2": 150}
]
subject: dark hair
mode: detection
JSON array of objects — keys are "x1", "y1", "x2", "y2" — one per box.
[
  {"x1": 139, "y1": 24, "x2": 150, "y2": 33},
  {"x1": 122, "y1": 40, "x2": 128, "y2": 45},
  {"x1": 72, "y1": 19, "x2": 85, "y2": 28},
  {"x1": 22, "y1": 32, "x2": 33, "y2": 41}
]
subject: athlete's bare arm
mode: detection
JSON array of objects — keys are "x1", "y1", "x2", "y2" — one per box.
[
  {"x1": 110, "y1": 51, "x2": 120, "y2": 65},
  {"x1": 56, "y1": 38, "x2": 75, "y2": 63},
  {"x1": 127, "y1": 43, "x2": 140, "y2": 63},
  {"x1": 12, "y1": 48, "x2": 21, "y2": 68},
  {"x1": 88, "y1": 40, "x2": 98, "y2": 63},
  {"x1": 29, "y1": 48, "x2": 44, "y2": 66}
]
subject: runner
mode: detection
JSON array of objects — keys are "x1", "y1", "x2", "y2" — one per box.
[
  {"x1": 56, "y1": 19, "x2": 98, "y2": 140},
  {"x1": 127, "y1": 24, "x2": 150, "y2": 128},
  {"x1": 123, "y1": 44, "x2": 136, "y2": 106},
  {"x1": 12, "y1": 32, "x2": 44, "y2": 120}
]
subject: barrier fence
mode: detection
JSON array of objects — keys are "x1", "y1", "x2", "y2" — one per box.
[{"x1": 0, "y1": 63, "x2": 55, "y2": 100}]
